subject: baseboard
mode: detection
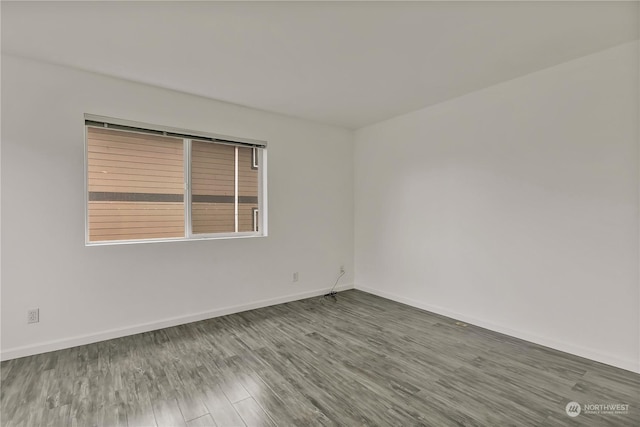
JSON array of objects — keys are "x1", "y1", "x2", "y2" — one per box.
[
  {"x1": 0, "y1": 283, "x2": 354, "y2": 361},
  {"x1": 356, "y1": 285, "x2": 640, "y2": 374}
]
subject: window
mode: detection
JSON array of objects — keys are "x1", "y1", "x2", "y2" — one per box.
[{"x1": 85, "y1": 115, "x2": 267, "y2": 244}]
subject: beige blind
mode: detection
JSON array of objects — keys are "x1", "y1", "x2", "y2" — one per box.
[
  {"x1": 237, "y1": 146, "x2": 259, "y2": 232},
  {"x1": 191, "y1": 141, "x2": 236, "y2": 234},
  {"x1": 190, "y1": 143, "x2": 259, "y2": 234},
  {"x1": 87, "y1": 127, "x2": 185, "y2": 242}
]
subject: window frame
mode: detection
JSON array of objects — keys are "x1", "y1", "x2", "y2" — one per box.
[{"x1": 84, "y1": 114, "x2": 268, "y2": 246}]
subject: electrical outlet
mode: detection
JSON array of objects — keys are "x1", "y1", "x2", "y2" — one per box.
[
  {"x1": 27, "y1": 308, "x2": 39, "y2": 324},
  {"x1": 293, "y1": 272, "x2": 299, "y2": 282},
  {"x1": 340, "y1": 265, "x2": 345, "y2": 274}
]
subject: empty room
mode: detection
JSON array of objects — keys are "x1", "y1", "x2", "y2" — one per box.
[{"x1": 1, "y1": 1, "x2": 639, "y2": 426}]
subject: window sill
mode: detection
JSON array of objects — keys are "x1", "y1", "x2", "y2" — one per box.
[{"x1": 85, "y1": 232, "x2": 266, "y2": 247}]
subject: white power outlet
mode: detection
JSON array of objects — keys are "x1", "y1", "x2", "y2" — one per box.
[
  {"x1": 27, "y1": 308, "x2": 39, "y2": 324},
  {"x1": 340, "y1": 265, "x2": 345, "y2": 274},
  {"x1": 293, "y1": 272, "x2": 299, "y2": 282}
]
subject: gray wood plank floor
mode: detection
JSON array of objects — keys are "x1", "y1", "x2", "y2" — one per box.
[{"x1": 1, "y1": 290, "x2": 638, "y2": 426}]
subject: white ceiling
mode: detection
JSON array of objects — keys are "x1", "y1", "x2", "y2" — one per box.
[{"x1": 2, "y1": 1, "x2": 638, "y2": 129}]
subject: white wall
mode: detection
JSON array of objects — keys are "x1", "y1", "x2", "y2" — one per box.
[
  {"x1": 1, "y1": 55, "x2": 354, "y2": 359},
  {"x1": 354, "y1": 41, "x2": 639, "y2": 373}
]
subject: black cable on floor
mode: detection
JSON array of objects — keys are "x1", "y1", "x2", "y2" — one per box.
[{"x1": 324, "y1": 271, "x2": 345, "y2": 299}]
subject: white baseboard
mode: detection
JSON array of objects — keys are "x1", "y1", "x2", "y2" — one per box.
[
  {"x1": 356, "y1": 284, "x2": 640, "y2": 374},
  {"x1": 0, "y1": 283, "x2": 354, "y2": 361}
]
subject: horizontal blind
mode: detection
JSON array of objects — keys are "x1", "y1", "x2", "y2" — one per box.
[
  {"x1": 237, "y1": 146, "x2": 259, "y2": 232},
  {"x1": 191, "y1": 141, "x2": 236, "y2": 234},
  {"x1": 87, "y1": 127, "x2": 185, "y2": 241}
]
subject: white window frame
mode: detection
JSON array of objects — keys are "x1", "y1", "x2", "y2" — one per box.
[{"x1": 84, "y1": 114, "x2": 268, "y2": 246}]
